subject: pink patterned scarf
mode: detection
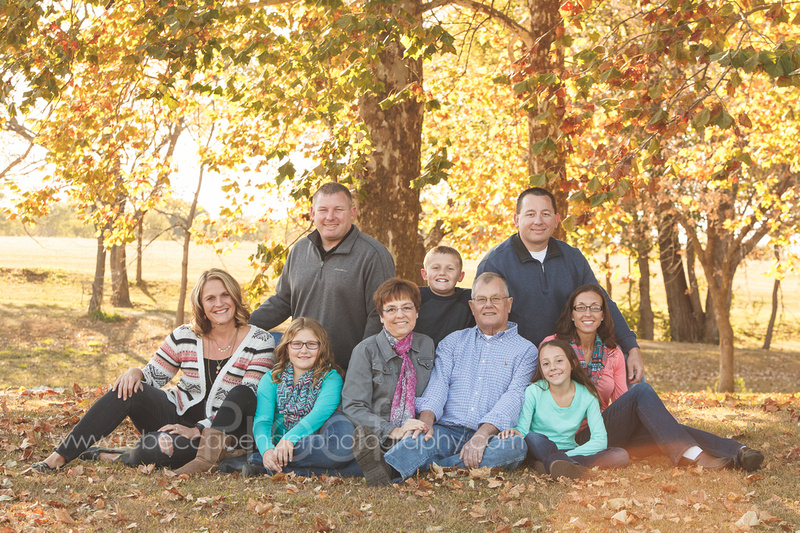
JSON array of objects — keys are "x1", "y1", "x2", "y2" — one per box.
[{"x1": 385, "y1": 329, "x2": 417, "y2": 427}]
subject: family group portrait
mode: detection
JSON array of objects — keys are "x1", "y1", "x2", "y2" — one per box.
[{"x1": 2, "y1": 0, "x2": 800, "y2": 530}]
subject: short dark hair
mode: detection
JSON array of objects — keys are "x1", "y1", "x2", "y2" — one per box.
[
  {"x1": 313, "y1": 182, "x2": 353, "y2": 206},
  {"x1": 516, "y1": 187, "x2": 557, "y2": 214},
  {"x1": 374, "y1": 278, "x2": 421, "y2": 316},
  {"x1": 423, "y1": 245, "x2": 463, "y2": 271}
]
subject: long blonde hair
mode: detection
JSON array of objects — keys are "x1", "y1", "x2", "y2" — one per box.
[
  {"x1": 271, "y1": 318, "x2": 340, "y2": 385},
  {"x1": 190, "y1": 269, "x2": 250, "y2": 336}
]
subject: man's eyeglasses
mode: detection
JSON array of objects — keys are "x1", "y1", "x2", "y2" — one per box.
[
  {"x1": 382, "y1": 305, "x2": 416, "y2": 315},
  {"x1": 288, "y1": 341, "x2": 320, "y2": 350},
  {"x1": 573, "y1": 304, "x2": 603, "y2": 313},
  {"x1": 471, "y1": 296, "x2": 508, "y2": 305}
]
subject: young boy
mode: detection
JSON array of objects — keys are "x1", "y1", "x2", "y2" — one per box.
[{"x1": 415, "y1": 246, "x2": 475, "y2": 346}]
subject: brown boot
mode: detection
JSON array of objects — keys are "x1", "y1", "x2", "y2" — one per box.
[{"x1": 174, "y1": 428, "x2": 227, "y2": 475}]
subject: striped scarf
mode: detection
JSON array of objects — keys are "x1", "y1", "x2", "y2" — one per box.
[
  {"x1": 276, "y1": 365, "x2": 324, "y2": 431},
  {"x1": 571, "y1": 334, "x2": 608, "y2": 386},
  {"x1": 385, "y1": 329, "x2": 417, "y2": 428}
]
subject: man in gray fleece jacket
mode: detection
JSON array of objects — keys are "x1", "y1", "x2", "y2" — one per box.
[{"x1": 250, "y1": 182, "x2": 395, "y2": 372}]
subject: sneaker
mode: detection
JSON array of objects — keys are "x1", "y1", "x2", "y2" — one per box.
[
  {"x1": 352, "y1": 425, "x2": 391, "y2": 486},
  {"x1": 736, "y1": 447, "x2": 764, "y2": 472},
  {"x1": 533, "y1": 460, "x2": 546, "y2": 476},
  {"x1": 549, "y1": 460, "x2": 591, "y2": 480}
]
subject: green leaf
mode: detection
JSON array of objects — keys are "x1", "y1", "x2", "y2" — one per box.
[
  {"x1": 529, "y1": 173, "x2": 547, "y2": 187},
  {"x1": 561, "y1": 214, "x2": 576, "y2": 233},
  {"x1": 530, "y1": 136, "x2": 558, "y2": 156},
  {"x1": 693, "y1": 107, "x2": 711, "y2": 129},
  {"x1": 714, "y1": 108, "x2": 734, "y2": 128},
  {"x1": 589, "y1": 192, "x2": 608, "y2": 207}
]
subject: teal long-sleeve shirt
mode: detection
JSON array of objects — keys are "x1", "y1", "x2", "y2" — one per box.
[
  {"x1": 514, "y1": 381, "x2": 607, "y2": 457},
  {"x1": 253, "y1": 369, "x2": 342, "y2": 455}
]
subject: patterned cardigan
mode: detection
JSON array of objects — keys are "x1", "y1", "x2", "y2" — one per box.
[{"x1": 142, "y1": 325, "x2": 275, "y2": 427}]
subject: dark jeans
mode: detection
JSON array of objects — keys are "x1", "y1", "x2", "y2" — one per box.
[
  {"x1": 524, "y1": 432, "x2": 629, "y2": 473},
  {"x1": 244, "y1": 413, "x2": 361, "y2": 477},
  {"x1": 577, "y1": 382, "x2": 743, "y2": 465},
  {"x1": 54, "y1": 383, "x2": 200, "y2": 465}
]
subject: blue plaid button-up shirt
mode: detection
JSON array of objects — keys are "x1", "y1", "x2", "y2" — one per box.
[{"x1": 416, "y1": 322, "x2": 538, "y2": 431}]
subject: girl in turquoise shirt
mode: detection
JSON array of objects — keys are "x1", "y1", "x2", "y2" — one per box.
[
  {"x1": 499, "y1": 339, "x2": 628, "y2": 479},
  {"x1": 250, "y1": 317, "x2": 358, "y2": 475}
]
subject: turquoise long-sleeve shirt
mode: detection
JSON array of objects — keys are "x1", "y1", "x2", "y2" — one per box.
[
  {"x1": 253, "y1": 369, "x2": 342, "y2": 455},
  {"x1": 514, "y1": 381, "x2": 607, "y2": 457}
]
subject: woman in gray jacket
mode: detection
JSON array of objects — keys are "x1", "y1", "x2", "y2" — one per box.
[{"x1": 342, "y1": 278, "x2": 435, "y2": 485}]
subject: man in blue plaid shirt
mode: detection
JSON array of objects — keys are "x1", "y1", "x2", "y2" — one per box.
[{"x1": 358, "y1": 272, "x2": 539, "y2": 485}]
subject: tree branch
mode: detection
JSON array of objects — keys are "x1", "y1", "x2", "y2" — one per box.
[{"x1": 420, "y1": 0, "x2": 534, "y2": 46}]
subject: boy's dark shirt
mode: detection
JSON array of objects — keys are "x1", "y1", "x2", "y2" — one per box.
[{"x1": 414, "y1": 286, "x2": 475, "y2": 346}]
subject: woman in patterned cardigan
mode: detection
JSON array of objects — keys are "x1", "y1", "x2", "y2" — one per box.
[{"x1": 32, "y1": 269, "x2": 274, "y2": 472}]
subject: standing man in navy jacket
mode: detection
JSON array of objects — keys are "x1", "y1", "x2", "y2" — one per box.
[
  {"x1": 476, "y1": 187, "x2": 644, "y2": 383},
  {"x1": 250, "y1": 182, "x2": 395, "y2": 373}
]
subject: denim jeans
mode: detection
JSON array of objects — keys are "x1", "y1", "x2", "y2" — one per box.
[
  {"x1": 383, "y1": 424, "x2": 527, "y2": 481},
  {"x1": 524, "y1": 432, "x2": 629, "y2": 473},
  {"x1": 55, "y1": 383, "x2": 198, "y2": 464},
  {"x1": 577, "y1": 382, "x2": 743, "y2": 465},
  {"x1": 247, "y1": 413, "x2": 361, "y2": 477}
]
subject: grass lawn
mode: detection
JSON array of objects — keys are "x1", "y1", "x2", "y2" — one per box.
[{"x1": 1, "y1": 242, "x2": 799, "y2": 531}]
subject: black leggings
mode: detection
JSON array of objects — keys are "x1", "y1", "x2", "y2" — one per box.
[{"x1": 54, "y1": 383, "x2": 255, "y2": 469}]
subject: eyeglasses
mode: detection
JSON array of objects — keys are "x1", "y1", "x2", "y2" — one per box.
[
  {"x1": 573, "y1": 304, "x2": 603, "y2": 313},
  {"x1": 288, "y1": 341, "x2": 320, "y2": 350},
  {"x1": 471, "y1": 296, "x2": 508, "y2": 305},
  {"x1": 382, "y1": 304, "x2": 416, "y2": 315}
]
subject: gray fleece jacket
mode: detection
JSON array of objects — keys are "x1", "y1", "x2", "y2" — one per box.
[{"x1": 250, "y1": 225, "x2": 395, "y2": 372}]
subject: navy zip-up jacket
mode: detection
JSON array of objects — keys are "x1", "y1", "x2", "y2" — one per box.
[{"x1": 476, "y1": 234, "x2": 638, "y2": 353}]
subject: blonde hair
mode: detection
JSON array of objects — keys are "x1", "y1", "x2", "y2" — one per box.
[
  {"x1": 423, "y1": 245, "x2": 463, "y2": 271},
  {"x1": 190, "y1": 269, "x2": 250, "y2": 336},
  {"x1": 271, "y1": 317, "x2": 340, "y2": 385}
]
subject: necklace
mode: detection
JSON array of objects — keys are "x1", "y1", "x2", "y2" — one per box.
[
  {"x1": 205, "y1": 355, "x2": 229, "y2": 376},
  {"x1": 211, "y1": 327, "x2": 239, "y2": 353}
]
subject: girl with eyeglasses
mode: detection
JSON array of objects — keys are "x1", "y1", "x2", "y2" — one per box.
[
  {"x1": 541, "y1": 284, "x2": 763, "y2": 472},
  {"x1": 178, "y1": 317, "x2": 357, "y2": 476}
]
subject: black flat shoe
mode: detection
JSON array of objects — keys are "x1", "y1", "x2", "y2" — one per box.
[
  {"x1": 736, "y1": 447, "x2": 764, "y2": 472},
  {"x1": 30, "y1": 461, "x2": 61, "y2": 473}
]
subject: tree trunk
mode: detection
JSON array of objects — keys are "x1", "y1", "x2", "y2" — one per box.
[
  {"x1": 685, "y1": 239, "x2": 705, "y2": 329},
  {"x1": 89, "y1": 228, "x2": 106, "y2": 313},
  {"x1": 527, "y1": 0, "x2": 568, "y2": 239},
  {"x1": 136, "y1": 214, "x2": 144, "y2": 285},
  {"x1": 714, "y1": 297, "x2": 736, "y2": 392},
  {"x1": 704, "y1": 260, "x2": 736, "y2": 392},
  {"x1": 110, "y1": 244, "x2": 132, "y2": 307},
  {"x1": 657, "y1": 212, "x2": 700, "y2": 341},
  {"x1": 176, "y1": 228, "x2": 192, "y2": 326},
  {"x1": 637, "y1": 247, "x2": 654, "y2": 340},
  {"x1": 763, "y1": 245, "x2": 781, "y2": 350},
  {"x1": 356, "y1": 32, "x2": 424, "y2": 284},
  {"x1": 175, "y1": 137, "x2": 208, "y2": 326}
]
